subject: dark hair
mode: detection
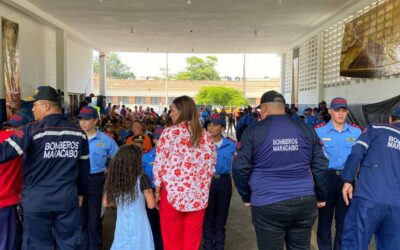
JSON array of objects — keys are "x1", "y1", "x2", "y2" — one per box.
[
  {"x1": 104, "y1": 144, "x2": 143, "y2": 206},
  {"x1": 173, "y1": 96, "x2": 202, "y2": 147}
]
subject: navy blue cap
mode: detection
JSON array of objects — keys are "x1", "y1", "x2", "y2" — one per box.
[
  {"x1": 77, "y1": 106, "x2": 99, "y2": 119},
  {"x1": 330, "y1": 97, "x2": 348, "y2": 110},
  {"x1": 391, "y1": 105, "x2": 400, "y2": 118},
  {"x1": 24, "y1": 86, "x2": 60, "y2": 102},
  {"x1": 4, "y1": 113, "x2": 31, "y2": 127},
  {"x1": 153, "y1": 127, "x2": 165, "y2": 139},
  {"x1": 207, "y1": 114, "x2": 226, "y2": 127}
]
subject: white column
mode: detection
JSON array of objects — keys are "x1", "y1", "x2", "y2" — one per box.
[
  {"x1": 99, "y1": 52, "x2": 106, "y2": 96},
  {"x1": 242, "y1": 53, "x2": 246, "y2": 97},
  {"x1": 165, "y1": 52, "x2": 169, "y2": 106}
]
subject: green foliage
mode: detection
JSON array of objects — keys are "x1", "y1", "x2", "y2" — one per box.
[
  {"x1": 195, "y1": 86, "x2": 249, "y2": 107},
  {"x1": 93, "y1": 52, "x2": 135, "y2": 79},
  {"x1": 174, "y1": 56, "x2": 220, "y2": 80}
]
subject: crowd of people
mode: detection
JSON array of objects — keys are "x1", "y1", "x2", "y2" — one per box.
[{"x1": 0, "y1": 85, "x2": 399, "y2": 250}]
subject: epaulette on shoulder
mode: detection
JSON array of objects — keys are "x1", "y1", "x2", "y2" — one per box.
[
  {"x1": 314, "y1": 121, "x2": 326, "y2": 129},
  {"x1": 350, "y1": 123, "x2": 363, "y2": 130},
  {"x1": 226, "y1": 136, "x2": 237, "y2": 143}
]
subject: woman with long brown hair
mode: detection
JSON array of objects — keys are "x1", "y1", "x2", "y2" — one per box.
[{"x1": 153, "y1": 96, "x2": 216, "y2": 250}]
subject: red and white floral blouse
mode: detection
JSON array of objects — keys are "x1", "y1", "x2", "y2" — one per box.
[{"x1": 153, "y1": 122, "x2": 216, "y2": 212}]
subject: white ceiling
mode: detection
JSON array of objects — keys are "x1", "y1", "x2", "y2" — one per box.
[{"x1": 25, "y1": 0, "x2": 362, "y2": 53}]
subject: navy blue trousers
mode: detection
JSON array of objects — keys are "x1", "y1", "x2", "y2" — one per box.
[
  {"x1": 0, "y1": 205, "x2": 21, "y2": 250},
  {"x1": 81, "y1": 174, "x2": 105, "y2": 250},
  {"x1": 146, "y1": 206, "x2": 163, "y2": 250},
  {"x1": 23, "y1": 205, "x2": 82, "y2": 250},
  {"x1": 317, "y1": 171, "x2": 348, "y2": 250},
  {"x1": 252, "y1": 195, "x2": 317, "y2": 250},
  {"x1": 342, "y1": 197, "x2": 400, "y2": 250},
  {"x1": 203, "y1": 177, "x2": 232, "y2": 250}
]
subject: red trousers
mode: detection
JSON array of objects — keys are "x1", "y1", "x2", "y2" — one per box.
[{"x1": 160, "y1": 188, "x2": 205, "y2": 250}]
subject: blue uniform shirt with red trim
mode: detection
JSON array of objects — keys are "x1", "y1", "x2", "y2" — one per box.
[
  {"x1": 315, "y1": 121, "x2": 362, "y2": 170},
  {"x1": 0, "y1": 114, "x2": 90, "y2": 212}
]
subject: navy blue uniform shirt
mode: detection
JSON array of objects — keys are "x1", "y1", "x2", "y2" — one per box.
[
  {"x1": 342, "y1": 123, "x2": 400, "y2": 207},
  {"x1": 0, "y1": 114, "x2": 90, "y2": 212},
  {"x1": 233, "y1": 114, "x2": 328, "y2": 206}
]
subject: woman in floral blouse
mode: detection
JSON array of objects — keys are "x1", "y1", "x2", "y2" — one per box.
[{"x1": 153, "y1": 96, "x2": 216, "y2": 250}]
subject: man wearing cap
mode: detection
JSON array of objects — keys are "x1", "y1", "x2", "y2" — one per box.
[
  {"x1": 233, "y1": 90, "x2": 329, "y2": 250},
  {"x1": 0, "y1": 113, "x2": 31, "y2": 250},
  {"x1": 314, "y1": 97, "x2": 361, "y2": 250},
  {"x1": 78, "y1": 106, "x2": 119, "y2": 250},
  {"x1": 0, "y1": 86, "x2": 90, "y2": 250},
  {"x1": 341, "y1": 105, "x2": 400, "y2": 250},
  {"x1": 142, "y1": 127, "x2": 165, "y2": 250},
  {"x1": 203, "y1": 114, "x2": 236, "y2": 250}
]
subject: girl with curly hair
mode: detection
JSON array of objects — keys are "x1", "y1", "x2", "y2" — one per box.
[{"x1": 103, "y1": 144, "x2": 156, "y2": 250}]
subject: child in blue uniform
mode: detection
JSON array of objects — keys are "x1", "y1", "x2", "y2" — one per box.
[
  {"x1": 103, "y1": 144, "x2": 156, "y2": 250},
  {"x1": 142, "y1": 127, "x2": 165, "y2": 250},
  {"x1": 203, "y1": 114, "x2": 236, "y2": 250}
]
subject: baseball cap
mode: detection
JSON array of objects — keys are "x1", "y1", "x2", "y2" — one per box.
[
  {"x1": 391, "y1": 105, "x2": 400, "y2": 118},
  {"x1": 330, "y1": 97, "x2": 348, "y2": 110},
  {"x1": 153, "y1": 127, "x2": 165, "y2": 140},
  {"x1": 77, "y1": 106, "x2": 99, "y2": 119},
  {"x1": 256, "y1": 90, "x2": 286, "y2": 109},
  {"x1": 4, "y1": 113, "x2": 31, "y2": 127},
  {"x1": 24, "y1": 86, "x2": 60, "y2": 102},
  {"x1": 207, "y1": 114, "x2": 226, "y2": 127}
]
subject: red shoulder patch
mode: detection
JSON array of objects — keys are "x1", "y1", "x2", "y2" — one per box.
[
  {"x1": 314, "y1": 121, "x2": 326, "y2": 129},
  {"x1": 14, "y1": 130, "x2": 25, "y2": 138}
]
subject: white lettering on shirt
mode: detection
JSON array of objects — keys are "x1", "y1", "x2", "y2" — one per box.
[
  {"x1": 43, "y1": 141, "x2": 79, "y2": 159},
  {"x1": 272, "y1": 138, "x2": 299, "y2": 152},
  {"x1": 387, "y1": 136, "x2": 400, "y2": 150}
]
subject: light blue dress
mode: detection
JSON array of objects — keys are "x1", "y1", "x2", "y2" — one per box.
[{"x1": 111, "y1": 179, "x2": 154, "y2": 250}]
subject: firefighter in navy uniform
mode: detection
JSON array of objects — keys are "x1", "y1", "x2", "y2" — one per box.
[
  {"x1": 233, "y1": 90, "x2": 329, "y2": 250},
  {"x1": 341, "y1": 105, "x2": 400, "y2": 250},
  {"x1": 0, "y1": 86, "x2": 90, "y2": 250}
]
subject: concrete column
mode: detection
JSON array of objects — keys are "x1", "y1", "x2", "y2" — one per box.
[
  {"x1": 0, "y1": 21, "x2": 5, "y2": 123},
  {"x1": 99, "y1": 52, "x2": 106, "y2": 96},
  {"x1": 56, "y1": 29, "x2": 67, "y2": 92},
  {"x1": 317, "y1": 34, "x2": 324, "y2": 102}
]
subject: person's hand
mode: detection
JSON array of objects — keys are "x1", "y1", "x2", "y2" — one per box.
[
  {"x1": 317, "y1": 201, "x2": 326, "y2": 208},
  {"x1": 243, "y1": 202, "x2": 251, "y2": 207},
  {"x1": 154, "y1": 193, "x2": 161, "y2": 210},
  {"x1": 342, "y1": 182, "x2": 354, "y2": 206},
  {"x1": 79, "y1": 196, "x2": 83, "y2": 207}
]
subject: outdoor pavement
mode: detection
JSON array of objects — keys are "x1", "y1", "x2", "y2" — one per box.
[{"x1": 102, "y1": 191, "x2": 376, "y2": 249}]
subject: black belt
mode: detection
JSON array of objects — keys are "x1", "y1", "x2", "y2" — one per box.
[
  {"x1": 213, "y1": 173, "x2": 231, "y2": 179},
  {"x1": 329, "y1": 170, "x2": 342, "y2": 176},
  {"x1": 89, "y1": 172, "x2": 105, "y2": 177}
]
